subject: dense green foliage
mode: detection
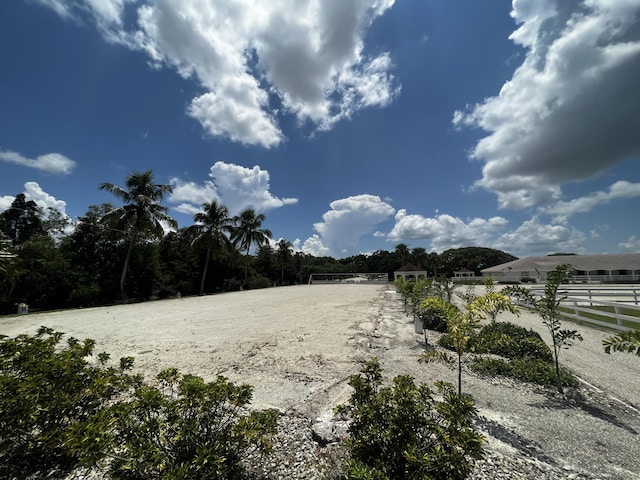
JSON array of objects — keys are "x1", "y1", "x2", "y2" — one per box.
[
  {"x1": 439, "y1": 322, "x2": 552, "y2": 363},
  {"x1": 418, "y1": 297, "x2": 459, "y2": 333},
  {"x1": 0, "y1": 327, "x2": 141, "y2": 477},
  {"x1": 471, "y1": 358, "x2": 579, "y2": 388},
  {"x1": 0, "y1": 330, "x2": 277, "y2": 479},
  {"x1": 335, "y1": 359, "x2": 484, "y2": 480}
]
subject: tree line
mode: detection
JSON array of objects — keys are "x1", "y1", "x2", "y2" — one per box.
[{"x1": 0, "y1": 170, "x2": 515, "y2": 313}]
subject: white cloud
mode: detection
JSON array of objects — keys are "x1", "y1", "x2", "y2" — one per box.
[
  {"x1": 618, "y1": 235, "x2": 640, "y2": 251},
  {"x1": 302, "y1": 234, "x2": 332, "y2": 257},
  {"x1": 310, "y1": 194, "x2": 395, "y2": 255},
  {"x1": 23, "y1": 182, "x2": 69, "y2": 215},
  {"x1": 39, "y1": 0, "x2": 399, "y2": 147},
  {"x1": 169, "y1": 161, "x2": 298, "y2": 216},
  {"x1": 0, "y1": 196, "x2": 14, "y2": 213},
  {"x1": 542, "y1": 180, "x2": 640, "y2": 222},
  {"x1": 492, "y1": 217, "x2": 587, "y2": 257},
  {"x1": 387, "y1": 209, "x2": 509, "y2": 252},
  {"x1": 0, "y1": 149, "x2": 76, "y2": 174},
  {"x1": 0, "y1": 182, "x2": 69, "y2": 218},
  {"x1": 454, "y1": 0, "x2": 640, "y2": 210}
]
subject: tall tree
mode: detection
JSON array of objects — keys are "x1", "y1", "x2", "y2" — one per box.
[
  {"x1": 276, "y1": 238, "x2": 293, "y2": 285},
  {"x1": 190, "y1": 200, "x2": 234, "y2": 295},
  {"x1": 99, "y1": 171, "x2": 177, "y2": 298},
  {"x1": 0, "y1": 194, "x2": 45, "y2": 246},
  {"x1": 231, "y1": 208, "x2": 272, "y2": 284}
]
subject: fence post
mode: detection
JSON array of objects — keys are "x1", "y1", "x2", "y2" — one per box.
[{"x1": 614, "y1": 304, "x2": 623, "y2": 327}]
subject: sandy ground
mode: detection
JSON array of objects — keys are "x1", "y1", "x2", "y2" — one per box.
[{"x1": 1, "y1": 284, "x2": 639, "y2": 478}]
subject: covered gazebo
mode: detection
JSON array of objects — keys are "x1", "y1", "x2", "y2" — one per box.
[{"x1": 394, "y1": 263, "x2": 428, "y2": 282}]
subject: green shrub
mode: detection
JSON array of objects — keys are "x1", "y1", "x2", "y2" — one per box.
[
  {"x1": 247, "y1": 275, "x2": 273, "y2": 289},
  {"x1": 471, "y1": 357, "x2": 578, "y2": 388},
  {"x1": 0, "y1": 329, "x2": 278, "y2": 480},
  {"x1": 0, "y1": 327, "x2": 141, "y2": 478},
  {"x1": 336, "y1": 358, "x2": 484, "y2": 480},
  {"x1": 418, "y1": 297, "x2": 459, "y2": 333},
  {"x1": 475, "y1": 322, "x2": 553, "y2": 362},
  {"x1": 72, "y1": 368, "x2": 279, "y2": 479}
]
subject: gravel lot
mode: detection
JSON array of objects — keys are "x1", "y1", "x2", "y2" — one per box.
[{"x1": 1, "y1": 284, "x2": 638, "y2": 479}]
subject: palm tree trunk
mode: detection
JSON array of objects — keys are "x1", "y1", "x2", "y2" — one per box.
[
  {"x1": 120, "y1": 235, "x2": 135, "y2": 299},
  {"x1": 244, "y1": 250, "x2": 250, "y2": 284},
  {"x1": 200, "y1": 246, "x2": 211, "y2": 295}
]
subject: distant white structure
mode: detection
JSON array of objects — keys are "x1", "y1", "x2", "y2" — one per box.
[
  {"x1": 394, "y1": 263, "x2": 428, "y2": 282},
  {"x1": 481, "y1": 254, "x2": 640, "y2": 283},
  {"x1": 453, "y1": 268, "x2": 475, "y2": 280}
]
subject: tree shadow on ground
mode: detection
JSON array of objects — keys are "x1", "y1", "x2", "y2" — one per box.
[
  {"x1": 528, "y1": 388, "x2": 638, "y2": 435},
  {"x1": 475, "y1": 416, "x2": 557, "y2": 465}
]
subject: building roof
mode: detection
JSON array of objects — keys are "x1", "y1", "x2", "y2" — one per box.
[
  {"x1": 481, "y1": 254, "x2": 640, "y2": 273},
  {"x1": 395, "y1": 263, "x2": 427, "y2": 272}
]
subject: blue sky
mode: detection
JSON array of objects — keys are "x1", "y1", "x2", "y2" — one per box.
[{"x1": 1, "y1": 0, "x2": 639, "y2": 258}]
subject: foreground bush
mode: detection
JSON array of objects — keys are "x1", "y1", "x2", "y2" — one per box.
[
  {"x1": 0, "y1": 329, "x2": 277, "y2": 479},
  {"x1": 0, "y1": 327, "x2": 141, "y2": 478},
  {"x1": 335, "y1": 358, "x2": 484, "y2": 480},
  {"x1": 71, "y1": 368, "x2": 278, "y2": 479}
]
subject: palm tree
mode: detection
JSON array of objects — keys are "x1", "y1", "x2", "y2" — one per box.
[
  {"x1": 276, "y1": 238, "x2": 293, "y2": 285},
  {"x1": 231, "y1": 208, "x2": 272, "y2": 284},
  {"x1": 190, "y1": 200, "x2": 234, "y2": 295},
  {"x1": 99, "y1": 170, "x2": 177, "y2": 298}
]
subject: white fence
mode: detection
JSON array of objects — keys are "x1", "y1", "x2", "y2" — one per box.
[{"x1": 526, "y1": 285, "x2": 640, "y2": 331}]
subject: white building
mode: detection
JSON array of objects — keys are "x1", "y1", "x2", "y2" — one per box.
[{"x1": 481, "y1": 254, "x2": 640, "y2": 283}]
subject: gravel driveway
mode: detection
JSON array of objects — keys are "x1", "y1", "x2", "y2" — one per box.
[{"x1": 1, "y1": 284, "x2": 638, "y2": 479}]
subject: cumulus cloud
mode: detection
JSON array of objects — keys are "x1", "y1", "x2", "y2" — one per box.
[
  {"x1": 387, "y1": 210, "x2": 509, "y2": 252},
  {"x1": 309, "y1": 194, "x2": 395, "y2": 256},
  {"x1": 302, "y1": 234, "x2": 332, "y2": 257},
  {"x1": 493, "y1": 217, "x2": 587, "y2": 257},
  {"x1": 37, "y1": 0, "x2": 399, "y2": 147},
  {"x1": 618, "y1": 235, "x2": 640, "y2": 251},
  {"x1": 454, "y1": 0, "x2": 640, "y2": 210},
  {"x1": 0, "y1": 182, "x2": 69, "y2": 218},
  {"x1": 169, "y1": 161, "x2": 297, "y2": 216},
  {"x1": 541, "y1": 180, "x2": 640, "y2": 222},
  {"x1": 0, "y1": 149, "x2": 76, "y2": 174}
]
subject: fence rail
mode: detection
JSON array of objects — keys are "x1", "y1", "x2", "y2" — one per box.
[{"x1": 524, "y1": 285, "x2": 640, "y2": 331}]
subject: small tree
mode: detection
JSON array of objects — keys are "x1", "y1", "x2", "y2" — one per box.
[
  {"x1": 420, "y1": 304, "x2": 482, "y2": 396},
  {"x1": 603, "y1": 330, "x2": 640, "y2": 356},
  {"x1": 504, "y1": 264, "x2": 582, "y2": 393},
  {"x1": 335, "y1": 358, "x2": 484, "y2": 480}
]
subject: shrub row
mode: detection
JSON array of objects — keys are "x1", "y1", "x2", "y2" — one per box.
[{"x1": 1, "y1": 330, "x2": 484, "y2": 480}]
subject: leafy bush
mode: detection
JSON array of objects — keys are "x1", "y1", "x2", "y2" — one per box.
[
  {"x1": 0, "y1": 327, "x2": 141, "y2": 478},
  {"x1": 248, "y1": 275, "x2": 273, "y2": 290},
  {"x1": 471, "y1": 358, "x2": 578, "y2": 388},
  {"x1": 0, "y1": 329, "x2": 278, "y2": 480},
  {"x1": 335, "y1": 358, "x2": 484, "y2": 480},
  {"x1": 70, "y1": 368, "x2": 279, "y2": 479},
  {"x1": 418, "y1": 297, "x2": 459, "y2": 333},
  {"x1": 475, "y1": 322, "x2": 553, "y2": 362}
]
